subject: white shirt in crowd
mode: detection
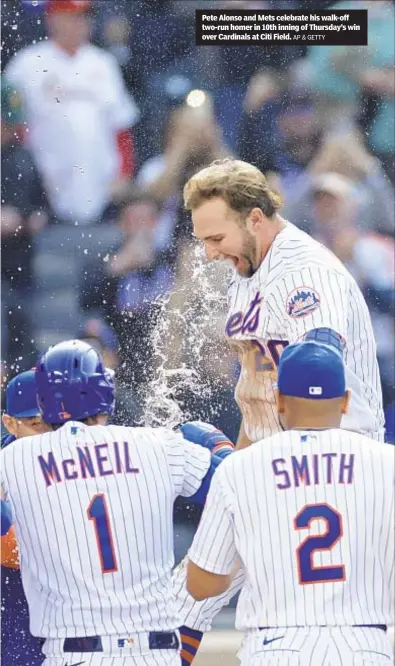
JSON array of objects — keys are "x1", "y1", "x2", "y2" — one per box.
[{"x1": 5, "y1": 40, "x2": 139, "y2": 223}]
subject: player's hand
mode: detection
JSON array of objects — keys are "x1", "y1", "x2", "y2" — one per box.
[{"x1": 180, "y1": 421, "x2": 234, "y2": 455}]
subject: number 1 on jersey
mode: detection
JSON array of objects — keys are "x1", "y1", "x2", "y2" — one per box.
[{"x1": 87, "y1": 494, "x2": 118, "y2": 574}]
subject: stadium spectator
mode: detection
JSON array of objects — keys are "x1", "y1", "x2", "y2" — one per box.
[
  {"x1": 238, "y1": 76, "x2": 324, "y2": 204},
  {"x1": 303, "y1": 0, "x2": 394, "y2": 181},
  {"x1": 137, "y1": 95, "x2": 231, "y2": 252},
  {"x1": 1, "y1": 78, "x2": 47, "y2": 376},
  {"x1": 80, "y1": 191, "x2": 174, "y2": 396},
  {"x1": 4, "y1": 0, "x2": 139, "y2": 226},
  {"x1": 285, "y1": 130, "x2": 395, "y2": 236}
]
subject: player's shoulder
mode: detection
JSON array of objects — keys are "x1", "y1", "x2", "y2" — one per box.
[
  {"x1": 349, "y1": 431, "x2": 395, "y2": 460},
  {"x1": 270, "y1": 222, "x2": 349, "y2": 281},
  {"x1": 5, "y1": 40, "x2": 49, "y2": 77},
  {"x1": 1, "y1": 431, "x2": 47, "y2": 463},
  {"x1": 324, "y1": 429, "x2": 395, "y2": 468},
  {"x1": 225, "y1": 432, "x2": 290, "y2": 470},
  {"x1": 104, "y1": 424, "x2": 181, "y2": 449},
  {"x1": 82, "y1": 43, "x2": 120, "y2": 69}
]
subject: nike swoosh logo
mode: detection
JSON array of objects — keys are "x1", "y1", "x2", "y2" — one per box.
[
  {"x1": 263, "y1": 636, "x2": 284, "y2": 646},
  {"x1": 65, "y1": 662, "x2": 85, "y2": 666}
]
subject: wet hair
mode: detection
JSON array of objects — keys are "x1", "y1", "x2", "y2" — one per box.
[{"x1": 183, "y1": 158, "x2": 283, "y2": 218}]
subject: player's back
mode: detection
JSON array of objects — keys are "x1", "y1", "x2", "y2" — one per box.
[
  {"x1": 226, "y1": 429, "x2": 394, "y2": 630},
  {"x1": 1, "y1": 421, "x2": 209, "y2": 638}
]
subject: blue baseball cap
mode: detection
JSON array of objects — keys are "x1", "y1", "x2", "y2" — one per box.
[
  {"x1": 278, "y1": 341, "x2": 346, "y2": 399},
  {"x1": 5, "y1": 370, "x2": 40, "y2": 418}
]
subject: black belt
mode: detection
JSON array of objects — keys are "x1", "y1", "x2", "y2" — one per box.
[
  {"x1": 63, "y1": 632, "x2": 179, "y2": 653},
  {"x1": 259, "y1": 625, "x2": 387, "y2": 632}
]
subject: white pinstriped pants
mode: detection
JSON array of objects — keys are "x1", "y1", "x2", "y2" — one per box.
[
  {"x1": 239, "y1": 626, "x2": 394, "y2": 666},
  {"x1": 42, "y1": 652, "x2": 180, "y2": 666}
]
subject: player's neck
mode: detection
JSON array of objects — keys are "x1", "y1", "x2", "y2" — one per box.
[
  {"x1": 289, "y1": 417, "x2": 342, "y2": 431},
  {"x1": 53, "y1": 38, "x2": 83, "y2": 57},
  {"x1": 257, "y1": 214, "x2": 287, "y2": 266}
]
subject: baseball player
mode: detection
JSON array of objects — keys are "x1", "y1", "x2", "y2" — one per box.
[
  {"x1": 170, "y1": 157, "x2": 386, "y2": 663},
  {"x1": 1, "y1": 340, "x2": 225, "y2": 666},
  {"x1": 1, "y1": 370, "x2": 50, "y2": 666},
  {"x1": 184, "y1": 157, "x2": 384, "y2": 446},
  {"x1": 187, "y1": 341, "x2": 395, "y2": 665}
]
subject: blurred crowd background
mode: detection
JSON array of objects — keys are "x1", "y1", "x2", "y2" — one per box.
[{"x1": 1, "y1": 0, "x2": 394, "y2": 470}]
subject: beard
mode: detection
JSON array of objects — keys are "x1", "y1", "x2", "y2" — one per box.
[{"x1": 238, "y1": 230, "x2": 258, "y2": 277}]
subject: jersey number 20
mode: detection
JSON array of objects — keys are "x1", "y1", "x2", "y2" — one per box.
[
  {"x1": 294, "y1": 503, "x2": 346, "y2": 584},
  {"x1": 87, "y1": 494, "x2": 118, "y2": 574}
]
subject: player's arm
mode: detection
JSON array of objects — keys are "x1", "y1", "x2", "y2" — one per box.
[
  {"x1": 267, "y1": 268, "x2": 348, "y2": 350},
  {"x1": 162, "y1": 429, "x2": 217, "y2": 505},
  {"x1": 180, "y1": 422, "x2": 235, "y2": 459},
  {"x1": 179, "y1": 422, "x2": 236, "y2": 504},
  {"x1": 187, "y1": 464, "x2": 237, "y2": 600}
]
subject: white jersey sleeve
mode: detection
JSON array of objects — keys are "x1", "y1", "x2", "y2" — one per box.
[
  {"x1": 98, "y1": 51, "x2": 139, "y2": 130},
  {"x1": 160, "y1": 429, "x2": 211, "y2": 498},
  {"x1": 188, "y1": 462, "x2": 237, "y2": 575},
  {"x1": 3, "y1": 48, "x2": 27, "y2": 90},
  {"x1": 266, "y1": 266, "x2": 348, "y2": 342}
]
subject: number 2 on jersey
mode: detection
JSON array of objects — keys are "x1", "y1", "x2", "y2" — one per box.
[
  {"x1": 294, "y1": 503, "x2": 346, "y2": 584},
  {"x1": 87, "y1": 494, "x2": 118, "y2": 574}
]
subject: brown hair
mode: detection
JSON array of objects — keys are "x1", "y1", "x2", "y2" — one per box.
[{"x1": 183, "y1": 158, "x2": 283, "y2": 218}]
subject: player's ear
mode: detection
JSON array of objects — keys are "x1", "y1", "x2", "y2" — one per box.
[
  {"x1": 341, "y1": 390, "x2": 351, "y2": 415},
  {"x1": 2, "y1": 414, "x2": 16, "y2": 436},
  {"x1": 276, "y1": 390, "x2": 285, "y2": 414},
  {"x1": 246, "y1": 207, "x2": 265, "y2": 234}
]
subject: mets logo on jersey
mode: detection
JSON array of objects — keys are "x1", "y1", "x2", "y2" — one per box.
[{"x1": 286, "y1": 287, "x2": 320, "y2": 318}]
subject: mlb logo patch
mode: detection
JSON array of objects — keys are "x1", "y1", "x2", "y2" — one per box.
[
  {"x1": 309, "y1": 386, "x2": 322, "y2": 395},
  {"x1": 286, "y1": 287, "x2": 320, "y2": 319},
  {"x1": 118, "y1": 637, "x2": 135, "y2": 648}
]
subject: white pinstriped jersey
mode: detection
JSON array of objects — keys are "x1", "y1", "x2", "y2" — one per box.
[
  {"x1": 226, "y1": 222, "x2": 384, "y2": 441},
  {"x1": 188, "y1": 429, "x2": 395, "y2": 631},
  {"x1": 0, "y1": 421, "x2": 210, "y2": 638}
]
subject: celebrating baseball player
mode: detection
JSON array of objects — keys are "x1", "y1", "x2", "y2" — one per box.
[
  {"x1": 170, "y1": 157, "x2": 387, "y2": 663},
  {"x1": 1, "y1": 369, "x2": 50, "y2": 666},
  {"x1": 187, "y1": 341, "x2": 394, "y2": 665},
  {"x1": 184, "y1": 158, "x2": 384, "y2": 445},
  {"x1": 1, "y1": 340, "x2": 227, "y2": 666}
]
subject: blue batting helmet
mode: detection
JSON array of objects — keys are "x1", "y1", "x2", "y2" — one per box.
[{"x1": 35, "y1": 340, "x2": 115, "y2": 425}]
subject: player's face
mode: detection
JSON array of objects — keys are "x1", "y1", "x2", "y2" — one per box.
[
  {"x1": 192, "y1": 198, "x2": 258, "y2": 278},
  {"x1": 47, "y1": 12, "x2": 91, "y2": 51},
  {"x1": 2, "y1": 414, "x2": 50, "y2": 439}
]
